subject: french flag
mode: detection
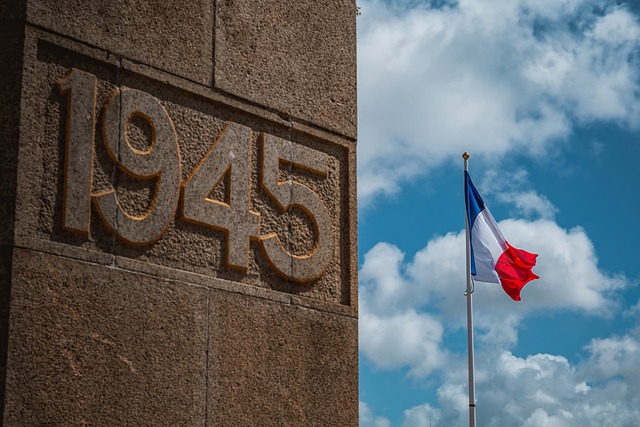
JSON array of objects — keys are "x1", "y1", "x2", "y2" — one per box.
[{"x1": 465, "y1": 171, "x2": 539, "y2": 301}]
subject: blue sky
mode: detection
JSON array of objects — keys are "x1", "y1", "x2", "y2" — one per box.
[{"x1": 356, "y1": 1, "x2": 640, "y2": 426}]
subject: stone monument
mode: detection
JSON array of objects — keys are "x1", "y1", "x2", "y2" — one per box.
[{"x1": 1, "y1": 0, "x2": 358, "y2": 425}]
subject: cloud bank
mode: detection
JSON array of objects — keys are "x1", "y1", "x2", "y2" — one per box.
[
  {"x1": 357, "y1": 0, "x2": 640, "y2": 204},
  {"x1": 358, "y1": 0, "x2": 640, "y2": 424},
  {"x1": 359, "y1": 194, "x2": 629, "y2": 425}
]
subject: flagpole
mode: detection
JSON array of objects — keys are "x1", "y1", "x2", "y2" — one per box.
[{"x1": 463, "y1": 152, "x2": 477, "y2": 427}]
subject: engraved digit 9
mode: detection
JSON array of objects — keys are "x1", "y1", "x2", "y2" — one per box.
[
  {"x1": 57, "y1": 69, "x2": 96, "y2": 235},
  {"x1": 260, "y1": 134, "x2": 333, "y2": 282},
  {"x1": 181, "y1": 122, "x2": 260, "y2": 270},
  {"x1": 93, "y1": 88, "x2": 181, "y2": 245}
]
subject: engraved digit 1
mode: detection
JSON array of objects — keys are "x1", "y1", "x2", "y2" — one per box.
[
  {"x1": 94, "y1": 88, "x2": 181, "y2": 245},
  {"x1": 181, "y1": 122, "x2": 260, "y2": 270},
  {"x1": 57, "y1": 69, "x2": 97, "y2": 235},
  {"x1": 260, "y1": 134, "x2": 333, "y2": 282}
]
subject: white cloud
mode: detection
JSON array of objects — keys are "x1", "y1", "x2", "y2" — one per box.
[
  {"x1": 366, "y1": 330, "x2": 640, "y2": 426},
  {"x1": 402, "y1": 403, "x2": 440, "y2": 427},
  {"x1": 521, "y1": 408, "x2": 572, "y2": 427},
  {"x1": 428, "y1": 332, "x2": 640, "y2": 426},
  {"x1": 360, "y1": 401, "x2": 392, "y2": 427},
  {"x1": 359, "y1": 297, "x2": 448, "y2": 377},
  {"x1": 581, "y1": 328, "x2": 640, "y2": 388},
  {"x1": 402, "y1": 219, "x2": 624, "y2": 333},
  {"x1": 479, "y1": 169, "x2": 558, "y2": 220},
  {"x1": 500, "y1": 191, "x2": 558, "y2": 220},
  {"x1": 497, "y1": 219, "x2": 626, "y2": 312},
  {"x1": 360, "y1": 243, "x2": 414, "y2": 315},
  {"x1": 357, "y1": 0, "x2": 640, "y2": 205},
  {"x1": 359, "y1": 218, "x2": 626, "y2": 375},
  {"x1": 409, "y1": 218, "x2": 625, "y2": 322},
  {"x1": 359, "y1": 224, "x2": 635, "y2": 425},
  {"x1": 359, "y1": 214, "x2": 634, "y2": 426}
]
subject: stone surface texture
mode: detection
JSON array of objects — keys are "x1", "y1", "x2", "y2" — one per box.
[
  {"x1": 209, "y1": 290, "x2": 358, "y2": 426},
  {"x1": 0, "y1": 7, "x2": 26, "y2": 421},
  {"x1": 215, "y1": 0, "x2": 357, "y2": 138},
  {"x1": 14, "y1": 37, "x2": 354, "y2": 308},
  {"x1": 1, "y1": 0, "x2": 358, "y2": 424},
  {"x1": 26, "y1": 0, "x2": 214, "y2": 85},
  {"x1": 4, "y1": 249, "x2": 208, "y2": 426}
]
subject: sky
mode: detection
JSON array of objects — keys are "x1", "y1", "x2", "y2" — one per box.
[{"x1": 356, "y1": 1, "x2": 640, "y2": 426}]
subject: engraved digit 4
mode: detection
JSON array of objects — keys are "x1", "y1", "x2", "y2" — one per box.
[
  {"x1": 93, "y1": 88, "x2": 181, "y2": 245},
  {"x1": 57, "y1": 69, "x2": 97, "y2": 235},
  {"x1": 181, "y1": 122, "x2": 260, "y2": 270},
  {"x1": 260, "y1": 134, "x2": 333, "y2": 282}
]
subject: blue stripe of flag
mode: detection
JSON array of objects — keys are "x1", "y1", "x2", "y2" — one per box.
[{"x1": 464, "y1": 171, "x2": 485, "y2": 276}]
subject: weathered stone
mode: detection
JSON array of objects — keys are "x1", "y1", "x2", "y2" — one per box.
[
  {"x1": 2, "y1": 0, "x2": 358, "y2": 424},
  {"x1": 26, "y1": 0, "x2": 214, "y2": 85},
  {"x1": 0, "y1": 21, "x2": 24, "y2": 246},
  {"x1": 56, "y1": 69, "x2": 96, "y2": 235},
  {"x1": 260, "y1": 132, "x2": 334, "y2": 282},
  {"x1": 94, "y1": 86, "x2": 182, "y2": 245},
  {"x1": 181, "y1": 122, "x2": 260, "y2": 270},
  {"x1": 215, "y1": 0, "x2": 357, "y2": 138},
  {"x1": 208, "y1": 289, "x2": 358, "y2": 426},
  {"x1": 14, "y1": 32, "x2": 355, "y2": 308},
  {"x1": 3, "y1": 248, "x2": 208, "y2": 426},
  {"x1": 0, "y1": 247, "x2": 12, "y2": 423}
]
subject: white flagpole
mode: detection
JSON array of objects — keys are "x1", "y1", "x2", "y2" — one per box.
[{"x1": 463, "y1": 152, "x2": 477, "y2": 427}]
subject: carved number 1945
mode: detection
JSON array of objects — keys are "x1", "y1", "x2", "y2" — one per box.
[{"x1": 57, "y1": 68, "x2": 333, "y2": 283}]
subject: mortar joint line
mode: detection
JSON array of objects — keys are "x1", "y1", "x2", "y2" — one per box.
[
  {"x1": 286, "y1": 118, "x2": 294, "y2": 291},
  {"x1": 109, "y1": 59, "x2": 124, "y2": 265},
  {"x1": 203, "y1": 290, "x2": 211, "y2": 427}
]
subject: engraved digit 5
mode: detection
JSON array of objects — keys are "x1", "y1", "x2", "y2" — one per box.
[
  {"x1": 93, "y1": 88, "x2": 181, "y2": 245},
  {"x1": 57, "y1": 69, "x2": 96, "y2": 235},
  {"x1": 260, "y1": 134, "x2": 333, "y2": 282},
  {"x1": 181, "y1": 122, "x2": 260, "y2": 270}
]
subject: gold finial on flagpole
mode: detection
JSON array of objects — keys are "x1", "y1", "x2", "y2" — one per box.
[{"x1": 462, "y1": 152, "x2": 470, "y2": 160}]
